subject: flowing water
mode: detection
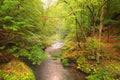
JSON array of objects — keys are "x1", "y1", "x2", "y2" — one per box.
[{"x1": 27, "y1": 41, "x2": 86, "y2": 80}]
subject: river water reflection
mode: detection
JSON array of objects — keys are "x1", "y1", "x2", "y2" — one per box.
[
  {"x1": 39, "y1": 42, "x2": 77, "y2": 80},
  {"x1": 30, "y1": 41, "x2": 85, "y2": 80}
]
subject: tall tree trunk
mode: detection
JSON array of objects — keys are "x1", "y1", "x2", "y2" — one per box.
[
  {"x1": 93, "y1": 16, "x2": 96, "y2": 37},
  {"x1": 97, "y1": 1, "x2": 105, "y2": 63},
  {"x1": 106, "y1": 0, "x2": 110, "y2": 43},
  {"x1": 75, "y1": 19, "x2": 81, "y2": 48},
  {"x1": 107, "y1": 25, "x2": 110, "y2": 42}
]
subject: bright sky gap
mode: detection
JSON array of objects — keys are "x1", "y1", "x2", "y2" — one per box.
[{"x1": 41, "y1": 0, "x2": 58, "y2": 9}]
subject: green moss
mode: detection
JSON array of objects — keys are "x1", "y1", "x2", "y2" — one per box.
[
  {"x1": 52, "y1": 53, "x2": 62, "y2": 58},
  {"x1": 0, "y1": 60, "x2": 35, "y2": 80},
  {"x1": 61, "y1": 58, "x2": 70, "y2": 67}
]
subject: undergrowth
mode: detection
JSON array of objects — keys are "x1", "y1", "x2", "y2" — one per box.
[
  {"x1": 0, "y1": 60, "x2": 35, "y2": 80},
  {"x1": 86, "y1": 64, "x2": 120, "y2": 80},
  {"x1": 61, "y1": 38, "x2": 120, "y2": 80}
]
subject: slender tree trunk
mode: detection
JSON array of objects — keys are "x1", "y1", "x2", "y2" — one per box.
[
  {"x1": 107, "y1": 25, "x2": 110, "y2": 42},
  {"x1": 93, "y1": 16, "x2": 96, "y2": 37},
  {"x1": 75, "y1": 19, "x2": 81, "y2": 48},
  {"x1": 106, "y1": 0, "x2": 110, "y2": 43},
  {"x1": 63, "y1": 0, "x2": 87, "y2": 42},
  {"x1": 97, "y1": 2, "x2": 105, "y2": 63},
  {"x1": 86, "y1": 5, "x2": 96, "y2": 37}
]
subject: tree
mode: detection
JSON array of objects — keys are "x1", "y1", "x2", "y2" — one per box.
[
  {"x1": 0, "y1": 0, "x2": 48, "y2": 64},
  {"x1": 97, "y1": 0, "x2": 106, "y2": 63}
]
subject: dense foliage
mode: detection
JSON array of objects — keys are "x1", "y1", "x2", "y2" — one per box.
[
  {"x1": 0, "y1": 60, "x2": 35, "y2": 80},
  {"x1": 0, "y1": 0, "x2": 120, "y2": 80},
  {"x1": 87, "y1": 64, "x2": 120, "y2": 80},
  {"x1": 47, "y1": 0, "x2": 120, "y2": 80},
  {"x1": 0, "y1": 0, "x2": 48, "y2": 64}
]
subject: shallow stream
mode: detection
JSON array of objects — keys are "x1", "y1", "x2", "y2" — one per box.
[{"x1": 27, "y1": 41, "x2": 86, "y2": 80}]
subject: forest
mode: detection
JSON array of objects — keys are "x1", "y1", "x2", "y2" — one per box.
[{"x1": 0, "y1": 0, "x2": 120, "y2": 80}]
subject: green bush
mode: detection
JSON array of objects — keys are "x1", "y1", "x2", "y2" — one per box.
[
  {"x1": 77, "y1": 56, "x2": 99, "y2": 74},
  {"x1": 52, "y1": 53, "x2": 62, "y2": 58},
  {"x1": 86, "y1": 64, "x2": 120, "y2": 80},
  {"x1": 84, "y1": 38, "x2": 104, "y2": 60},
  {"x1": 14, "y1": 45, "x2": 48, "y2": 65},
  {"x1": 0, "y1": 60, "x2": 35, "y2": 80},
  {"x1": 61, "y1": 58, "x2": 70, "y2": 67}
]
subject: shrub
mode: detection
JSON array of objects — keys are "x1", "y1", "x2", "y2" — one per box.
[
  {"x1": 86, "y1": 64, "x2": 120, "y2": 80},
  {"x1": 0, "y1": 60, "x2": 35, "y2": 80},
  {"x1": 77, "y1": 56, "x2": 99, "y2": 74},
  {"x1": 14, "y1": 45, "x2": 48, "y2": 65},
  {"x1": 84, "y1": 38, "x2": 104, "y2": 60},
  {"x1": 52, "y1": 53, "x2": 62, "y2": 58},
  {"x1": 61, "y1": 58, "x2": 70, "y2": 67}
]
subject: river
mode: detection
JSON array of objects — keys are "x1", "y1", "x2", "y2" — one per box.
[{"x1": 26, "y1": 41, "x2": 86, "y2": 80}]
